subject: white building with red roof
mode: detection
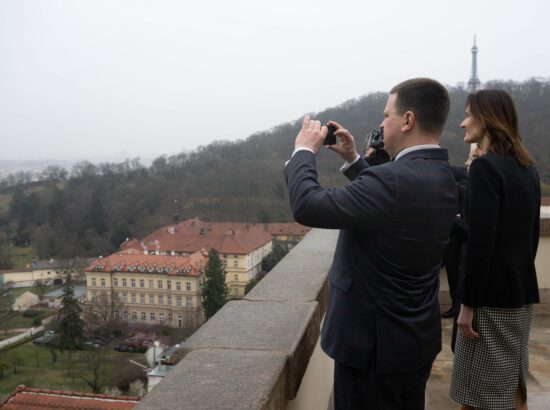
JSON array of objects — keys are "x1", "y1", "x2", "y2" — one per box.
[
  {"x1": 120, "y1": 218, "x2": 276, "y2": 298},
  {"x1": 85, "y1": 250, "x2": 208, "y2": 328}
]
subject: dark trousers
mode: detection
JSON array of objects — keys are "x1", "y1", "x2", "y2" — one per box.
[{"x1": 333, "y1": 359, "x2": 433, "y2": 410}]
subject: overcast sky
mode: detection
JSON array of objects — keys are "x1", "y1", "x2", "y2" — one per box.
[{"x1": 1, "y1": 0, "x2": 549, "y2": 162}]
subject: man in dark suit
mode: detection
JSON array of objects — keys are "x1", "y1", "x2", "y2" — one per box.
[{"x1": 284, "y1": 78, "x2": 458, "y2": 409}]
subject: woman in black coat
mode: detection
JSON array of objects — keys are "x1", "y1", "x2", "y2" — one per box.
[{"x1": 450, "y1": 89, "x2": 540, "y2": 410}]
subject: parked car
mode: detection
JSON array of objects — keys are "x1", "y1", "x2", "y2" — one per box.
[
  {"x1": 114, "y1": 344, "x2": 130, "y2": 352},
  {"x1": 114, "y1": 342, "x2": 147, "y2": 353},
  {"x1": 84, "y1": 341, "x2": 100, "y2": 349},
  {"x1": 33, "y1": 331, "x2": 57, "y2": 346}
]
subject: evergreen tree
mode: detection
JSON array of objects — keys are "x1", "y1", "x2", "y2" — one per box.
[
  {"x1": 110, "y1": 222, "x2": 133, "y2": 248},
  {"x1": 261, "y1": 241, "x2": 288, "y2": 273},
  {"x1": 57, "y1": 272, "x2": 85, "y2": 354},
  {"x1": 201, "y1": 249, "x2": 229, "y2": 320},
  {"x1": 0, "y1": 232, "x2": 13, "y2": 270}
]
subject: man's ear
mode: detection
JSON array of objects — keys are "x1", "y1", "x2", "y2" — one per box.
[{"x1": 401, "y1": 111, "x2": 415, "y2": 132}]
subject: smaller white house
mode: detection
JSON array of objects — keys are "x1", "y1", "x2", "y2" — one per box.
[
  {"x1": 43, "y1": 286, "x2": 87, "y2": 308},
  {"x1": 12, "y1": 291, "x2": 40, "y2": 312}
]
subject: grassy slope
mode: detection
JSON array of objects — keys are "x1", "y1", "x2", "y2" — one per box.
[{"x1": 0, "y1": 342, "x2": 146, "y2": 396}]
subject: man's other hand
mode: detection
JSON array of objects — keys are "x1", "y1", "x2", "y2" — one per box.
[
  {"x1": 326, "y1": 121, "x2": 359, "y2": 163},
  {"x1": 295, "y1": 115, "x2": 327, "y2": 155}
]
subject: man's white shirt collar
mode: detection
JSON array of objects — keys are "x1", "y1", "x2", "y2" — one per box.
[{"x1": 394, "y1": 144, "x2": 440, "y2": 161}]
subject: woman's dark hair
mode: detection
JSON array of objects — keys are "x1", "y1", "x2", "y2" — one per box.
[{"x1": 467, "y1": 89, "x2": 534, "y2": 167}]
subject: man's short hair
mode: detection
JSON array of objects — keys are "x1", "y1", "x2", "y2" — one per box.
[{"x1": 390, "y1": 78, "x2": 450, "y2": 136}]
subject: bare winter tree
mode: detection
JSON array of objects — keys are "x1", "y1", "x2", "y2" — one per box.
[
  {"x1": 85, "y1": 289, "x2": 124, "y2": 329},
  {"x1": 81, "y1": 349, "x2": 107, "y2": 393}
]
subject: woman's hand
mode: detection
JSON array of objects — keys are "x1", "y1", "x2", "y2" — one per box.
[{"x1": 457, "y1": 304, "x2": 480, "y2": 340}]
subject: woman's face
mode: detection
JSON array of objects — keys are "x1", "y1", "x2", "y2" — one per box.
[{"x1": 460, "y1": 106, "x2": 484, "y2": 144}]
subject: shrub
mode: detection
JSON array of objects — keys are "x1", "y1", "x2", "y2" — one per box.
[
  {"x1": 23, "y1": 309, "x2": 40, "y2": 318},
  {"x1": 32, "y1": 318, "x2": 42, "y2": 326}
]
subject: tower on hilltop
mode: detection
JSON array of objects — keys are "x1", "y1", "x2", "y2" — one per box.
[{"x1": 467, "y1": 35, "x2": 481, "y2": 92}]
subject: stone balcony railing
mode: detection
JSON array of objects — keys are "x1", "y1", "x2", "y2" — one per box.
[{"x1": 136, "y1": 219, "x2": 550, "y2": 410}]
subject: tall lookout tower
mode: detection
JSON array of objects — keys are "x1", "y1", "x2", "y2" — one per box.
[{"x1": 467, "y1": 35, "x2": 481, "y2": 92}]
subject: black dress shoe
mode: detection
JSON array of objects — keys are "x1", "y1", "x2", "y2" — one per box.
[{"x1": 441, "y1": 306, "x2": 458, "y2": 318}]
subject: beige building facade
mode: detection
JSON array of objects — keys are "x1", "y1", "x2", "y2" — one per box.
[{"x1": 85, "y1": 251, "x2": 207, "y2": 328}]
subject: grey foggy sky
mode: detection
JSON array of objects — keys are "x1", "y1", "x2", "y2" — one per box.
[{"x1": 1, "y1": 0, "x2": 549, "y2": 161}]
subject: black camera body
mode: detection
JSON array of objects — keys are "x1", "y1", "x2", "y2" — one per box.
[
  {"x1": 365, "y1": 128, "x2": 384, "y2": 150},
  {"x1": 323, "y1": 125, "x2": 337, "y2": 145},
  {"x1": 364, "y1": 128, "x2": 389, "y2": 166}
]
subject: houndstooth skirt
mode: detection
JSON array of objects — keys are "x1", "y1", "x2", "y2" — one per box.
[{"x1": 450, "y1": 305, "x2": 533, "y2": 410}]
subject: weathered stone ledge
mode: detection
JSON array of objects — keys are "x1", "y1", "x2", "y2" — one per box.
[{"x1": 135, "y1": 229, "x2": 338, "y2": 410}]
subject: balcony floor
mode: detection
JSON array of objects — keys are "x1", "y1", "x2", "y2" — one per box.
[{"x1": 427, "y1": 303, "x2": 550, "y2": 409}]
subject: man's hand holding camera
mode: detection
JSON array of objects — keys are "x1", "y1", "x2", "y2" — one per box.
[
  {"x1": 326, "y1": 120, "x2": 359, "y2": 163},
  {"x1": 295, "y1": 115, "x2": 359, "y2": 164}
]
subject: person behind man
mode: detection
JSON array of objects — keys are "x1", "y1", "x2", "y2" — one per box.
[
  {"x1": 284, "y1": 78, "x2": 458, "y2": 410},
  {"x1": 441, "y1": 164, "x2": 468, "y2": 319},
  {"x1": 363, "y1": 129, "x2": 391, "y2": 166}
]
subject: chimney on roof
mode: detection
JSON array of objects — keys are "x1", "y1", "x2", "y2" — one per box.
[{"x1": 199, "y1": 227, "x2": 205, "y2": 235}]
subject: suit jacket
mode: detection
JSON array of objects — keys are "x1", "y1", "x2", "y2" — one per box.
[
  {"x1": 461, "y1": 152, "x2": 540, "y2": 308},
  {"x1": 450, "y1": 165, "x2": 468, "y2": 212},
  {"x1": 284, "y1": 148, "x2": 458, "y2": 374}
]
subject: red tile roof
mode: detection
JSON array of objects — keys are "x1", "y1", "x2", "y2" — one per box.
[
  {"x1": 85, "y1": 250, "x2": 207, "y2": 277},
  {"x1": 119, "y1": 238, "x2": 140, "y2": 250},
  {"x1": 262, "y1": 222, "x2": 310, "y2": 236},
  {"x1": 542, "y1": 196, "x2": 550, "y2": 206},
  {"x1": 137, "y1": 219, "x2": 273, "y2": 255},
  {"x1": 0, "y1": 385, "x2": 139, "y2": 409}
]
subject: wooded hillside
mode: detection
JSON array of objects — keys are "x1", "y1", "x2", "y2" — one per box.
[{"x1": 1, "y1": 78, "x2": 549, "y2": 263}]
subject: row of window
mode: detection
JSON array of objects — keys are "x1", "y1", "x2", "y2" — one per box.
[
  {"x1": 91, "y1": 292, "x2": 193, "y2": 307},
  {"x1": 90, "y1": 277, "x2": 193, "y2": 291},
  {"x1": 221, "y1": 255, "x2": 239, "y2": 268},
  {"x1": 119, "y1": 311, "x2": 191, "y2": 326}
]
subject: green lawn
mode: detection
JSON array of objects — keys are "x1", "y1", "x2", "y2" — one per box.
[
  {"x1": 0, "y1": 309, "x2": 53, "y2": 330},
  {"x1": 0, "y1": 341, "x2": 147, "y2": 396},
  {"x1": 9, "y1": 246, "x2": 35, "y2": 270}
]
